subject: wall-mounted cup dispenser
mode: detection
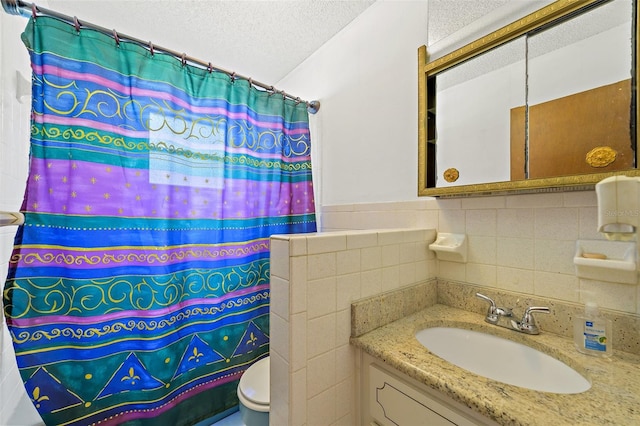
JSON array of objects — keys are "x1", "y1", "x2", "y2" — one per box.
[{"x1": 595, "y1": 175, "x2": 640, "y2": 241}]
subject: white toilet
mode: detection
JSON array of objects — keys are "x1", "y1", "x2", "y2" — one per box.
[{"x1": 237, "y1": 356, "x2": 270, "y2": 426}]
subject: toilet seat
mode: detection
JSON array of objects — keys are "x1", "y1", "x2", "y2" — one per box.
[{"x1": 237, "y1": 356, "x2": 269, "y2": 412}]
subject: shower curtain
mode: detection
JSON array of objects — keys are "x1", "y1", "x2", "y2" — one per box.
[{"x1": 3, "y1": 16, "x2": 316, "y2": 426}]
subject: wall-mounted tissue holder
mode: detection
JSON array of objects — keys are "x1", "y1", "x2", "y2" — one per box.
[
  {"x1": 429, "y1": 233, "x2": 467, "y2": 263},
  {"x1": 573, "y1": 239, "x2": 637, "y2": 285}
]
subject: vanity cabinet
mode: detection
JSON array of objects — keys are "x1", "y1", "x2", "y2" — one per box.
[{"x1": 359, "y1": 352, "x2": 498, "y2": 426}]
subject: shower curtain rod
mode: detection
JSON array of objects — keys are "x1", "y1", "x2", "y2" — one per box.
[{"x1": 1, "y1": 0, "x2": 321, "y2": 114}]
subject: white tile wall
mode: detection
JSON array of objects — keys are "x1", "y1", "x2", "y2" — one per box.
[
  {"x1": 269, "y1": 229, "x2": 437, "y2": 426},
  {"x1": 321, "y1": 192, "x2": 640, "y2": 315}
]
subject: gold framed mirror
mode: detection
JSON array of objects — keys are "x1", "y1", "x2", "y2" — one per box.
[{"x1": 418, "y1": 0, "x2": 639, "y2": 197}]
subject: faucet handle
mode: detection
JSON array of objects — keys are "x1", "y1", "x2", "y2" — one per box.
[
  {"x1": 476, "y1": 292, "x2": 498, "y2": 324},
  {"x1": 519, "y1": 306, "x2": 550, "y2": 334},
  {"x1": 476, "y1": 293, "x2": 512, "y2": 323},
  {"x1": 476, "y1": 292, "x2": 496, "y2": 310}
]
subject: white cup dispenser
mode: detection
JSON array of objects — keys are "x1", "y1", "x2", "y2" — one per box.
[{"x1": 595, "y1": 175, "x2": 640, "y2": 241}]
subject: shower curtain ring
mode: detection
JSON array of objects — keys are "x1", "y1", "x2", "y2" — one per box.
[
  {"x1": 149, "y1": 41, "x2": 154, "y2": 56},
  {"x1": 248, "y1": 78, "x2": 253, "y2": 87},
  {"x1": 31, "y1": 3, "x2": 37, "y2": 19},
  {"x1": 73, "y1": 16, "x2": 81, "y2": 33},
  {"x1": 181, "y1": 53, "x2": 187, "y2": 67},
  {"x1": 113, "y1": 29, "x2": 120, "y2": 46},
  {"x1": 230, "y1": 72, "x2": 236, "y2": 82},
  {"x1": 268, "y1": 86, "x2": 275, "y2": 96},
  {"x1": 207, "y1": 62, "x2": 213, "y2": 73},
  {"x1": 295, "y1": 97, "x2": 301, "y2": 105}
]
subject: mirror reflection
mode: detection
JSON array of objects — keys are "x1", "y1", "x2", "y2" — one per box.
[
  {"x1": 419, "y1": 0, "x2": 637, "y2": 195},
  {"x1": 433, "y1": 37, "x2": 526, "y2": 187},
  {"x1": 525, "y1": 0, "x2": 633, "y2": 179}
]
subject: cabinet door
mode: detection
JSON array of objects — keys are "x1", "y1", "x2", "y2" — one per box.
[{"x1": 369, "y1": 364, "x2": 479, "y2": 426}]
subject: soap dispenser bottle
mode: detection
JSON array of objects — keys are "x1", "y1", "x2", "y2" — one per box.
[{"x1": 573, "y1": 302, "x2": 612, "y2": 358}]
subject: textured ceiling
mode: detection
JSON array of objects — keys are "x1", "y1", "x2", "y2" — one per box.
[{"x1": 40, "y1": 0, "x2": 377, "y2": 84}]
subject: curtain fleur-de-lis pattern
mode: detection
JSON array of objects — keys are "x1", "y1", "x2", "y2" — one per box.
[{"x1": 3, "y1": 16, "x2": 316, "y2": 426}]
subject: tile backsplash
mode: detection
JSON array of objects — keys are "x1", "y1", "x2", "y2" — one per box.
[
  {"x1": 436, "y1": 279, "x2": 640, "y2": 356},
  {"x1": 350, "y1": 279, "x2": 640, "y2": 356},
  {"x1": 321, "y1": 191, "x2": 640, "y2": 315}
]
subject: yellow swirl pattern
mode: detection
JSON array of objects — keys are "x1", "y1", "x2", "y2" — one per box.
[
  {"x1": 33, "y1": 125, "x2": 311, "y2": 171},
  {"x1": 11, "y1": 243, "x2": 269, "y2": 267},
  {"x1": 34, "y1": 125, "x2": 140, "y2": 150},
  {"x1": 38, "y1": 80, "x2": 311, "y2": 156},
  {"x1": 11, "y1": 292, "x2": 269, "y2": 345},
  {"x1": 4, "y1": 261, "x2": 269, "y2": 318}
]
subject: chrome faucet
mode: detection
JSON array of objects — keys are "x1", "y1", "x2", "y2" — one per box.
[{"x1": 475, "y1": 293, "x2": 550, "y2": 335}]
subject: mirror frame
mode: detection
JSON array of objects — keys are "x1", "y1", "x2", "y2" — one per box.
[{"x1": 418, "y1": 0, "x2": 640, "y2": 197}]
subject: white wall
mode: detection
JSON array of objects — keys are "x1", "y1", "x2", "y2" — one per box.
[
  {"x1": 0, "y1": 10, "x2": 41, "y2": 426},
  {"x1": 277, "y1": 1, "x2": 430, "y2": 206}
]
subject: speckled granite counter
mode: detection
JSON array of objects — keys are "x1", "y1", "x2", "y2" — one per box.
[{"x1": 351, "y1": 303, "x2": 640, "y2": 425}]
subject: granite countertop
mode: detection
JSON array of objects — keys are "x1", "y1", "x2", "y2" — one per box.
[{"x1": 350, "y1": 304, "x2": 640, "y2": 425}]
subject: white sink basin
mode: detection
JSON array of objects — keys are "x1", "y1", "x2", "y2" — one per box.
[{"x1": 415, "y1": 327, "x2": 591, "y2": 394}]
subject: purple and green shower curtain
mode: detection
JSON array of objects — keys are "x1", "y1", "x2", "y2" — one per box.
[{"x1": 3, "y1": 16, "x2": 316, "y2": 426}]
